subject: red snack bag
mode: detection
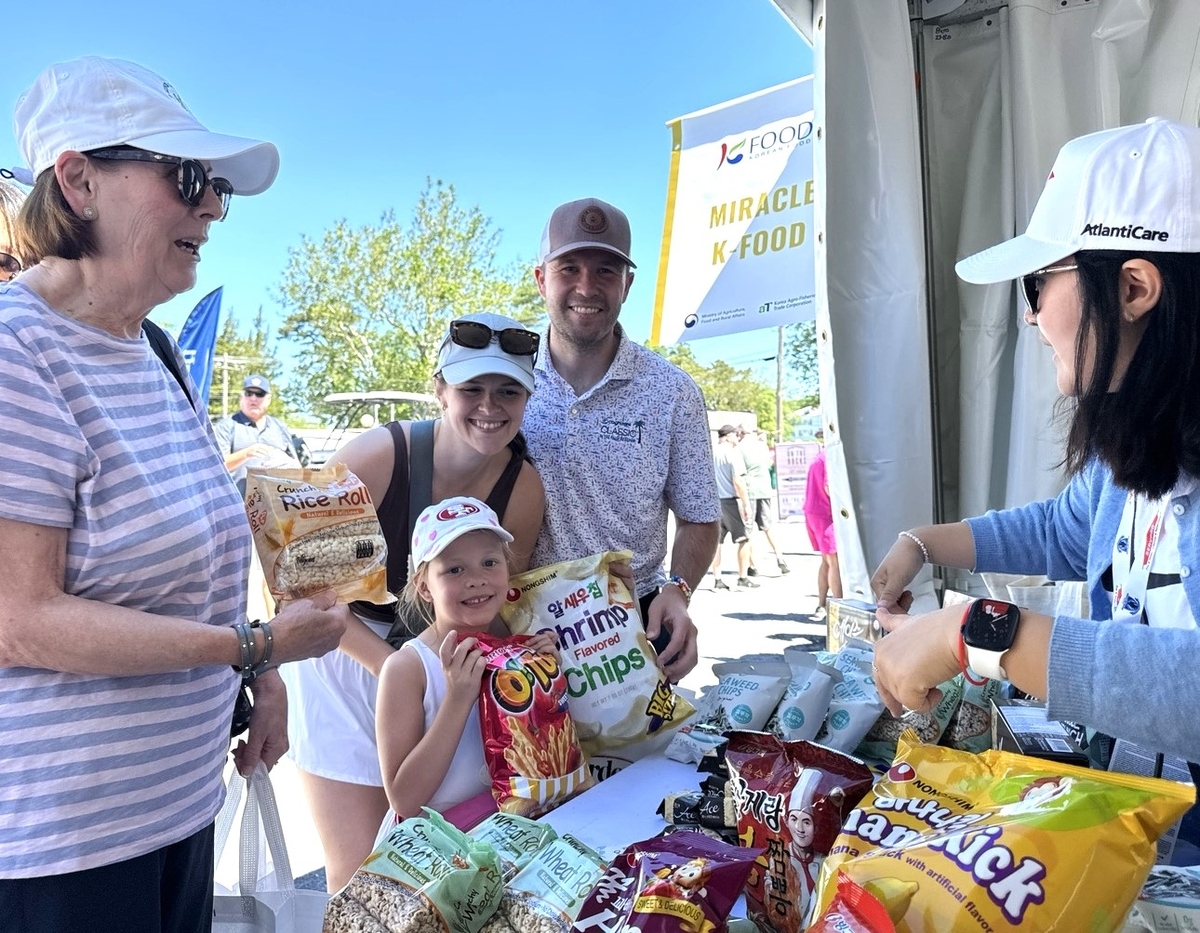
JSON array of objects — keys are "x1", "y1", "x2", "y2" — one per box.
[
  {"x1": 474, "y1": 633, "x2": 592, "y2": 817},
  {"x1": 806, "y1": 873, "x2": 897, "y2": 933},
  {"x1": 571, "y1": 830, "x2": 760, "y2": 933},
  {"x1": 725, "y1": 731, "x2": 873, "y2": 933}
]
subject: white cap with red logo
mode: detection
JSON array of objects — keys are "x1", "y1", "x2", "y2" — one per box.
[{"x1": 410, "y1": 496, "x2": 513, "y2": 569}]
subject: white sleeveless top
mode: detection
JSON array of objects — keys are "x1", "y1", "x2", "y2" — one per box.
[{"x1": 402, "y1": 638, "x2": 490, "y2": 813}]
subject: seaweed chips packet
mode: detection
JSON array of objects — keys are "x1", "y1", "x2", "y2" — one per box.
[
  {"x1": 325, "y1": 809, "x2": 502, "y2": 933},
  {"x1": 725, "y1": 731, "x2": 874, "y2": 933},
  {"x1": 475, "y1": 633, "x2": 593, "y2": 818},
  {"x1": 813, "y1": 731, "x2": 1196, "y2": 933},
  {"x1": 501, "y1": 551, "x2": 696, "y2": 762},
  {"x1": 245, "y1": 462, "x2": 389, "y2": 603},
  {"x1": 571, "y1": 830, "x2": 760, "y2": 933}
]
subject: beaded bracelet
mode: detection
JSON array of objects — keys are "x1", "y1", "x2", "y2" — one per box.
[
  {"x1": 666, "y1": 574, "x2": 693, "y2": 605},
  {"x1": 898, "y1": 530, "x2": 930, "y2": 564}
]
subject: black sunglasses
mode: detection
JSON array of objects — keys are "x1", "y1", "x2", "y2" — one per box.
[
  {"x1": 88, "y1": 147, "x2": 234, "y2": 220},
  {"x1": 1020, "y1": 263, "x2": 1078, "y2": 319},
  {"x1": 449, "y1": 320, "x2": 540, "y2": 358},
  {"x1": 243, "y1": 389, "x2": 267, "y2": 398},
  {"x1": 0, "y1": 251, "x2": 21, "y2": 282}
]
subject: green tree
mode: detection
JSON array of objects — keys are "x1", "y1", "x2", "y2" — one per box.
[
  {"x1": 653, "y1": 344, "x2": 791, "y2": 436},
  {"x1": 207, "y1": 308, "x2": 279, "y2": 419},
  {"x1": 785, "y1": 320, "x2": 819, "y2": 406},
  {"x1": 278, "y1": 180, "x2": 541, "y2": 422}
]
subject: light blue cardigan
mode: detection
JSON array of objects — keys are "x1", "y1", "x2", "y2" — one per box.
[{"x1": 966, "y1": 457, "x2": 1200, "y2": 762}]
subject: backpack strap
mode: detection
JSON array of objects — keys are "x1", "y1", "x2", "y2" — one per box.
[
  {"x1": 142, "y1": 319, "x2": 194, "y2": 411},
  {"x1": 407, "y1": 419, "x2": 436, "y2": 542}
]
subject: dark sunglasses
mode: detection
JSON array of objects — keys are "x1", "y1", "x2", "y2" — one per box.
[
  {"x1": 88, "y1": 147, "x2": 234, "y2": 220},
  {"x1": 0, "y1": 251, "x2": 21, "y2": 282},
  {"x1": 449, "y1": 320, "x2": 540, "y2": 358},
  {"x1": 243, "y1": 389, "x2": 267, "y2": 398},
  {"x1": 1020, "y1": 263, "x2": 1078, "y2": 319}
]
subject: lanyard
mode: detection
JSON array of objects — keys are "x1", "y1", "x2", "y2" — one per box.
[{"x1": 1111, "y1": 490, "x2": 1169, "y2": 622}]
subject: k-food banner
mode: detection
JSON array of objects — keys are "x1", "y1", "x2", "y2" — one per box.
[
  {"x1": 651, "y1": 76, "x2": 815, "y2": 345},
  {"x1": 177, "y1": 286, "x2": 222, "y2": 404}
]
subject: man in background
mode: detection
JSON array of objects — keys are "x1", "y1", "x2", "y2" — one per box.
[
  {"x1": 739, "y1": 425, "x2": 789, "y2": 576},
  {"x1": 709, "y1": 425, "x2": 757, "y2": 590},
  {"x1": 522, "y1": 197, "x2": 719, "y2": 681},
  {"x1": 213, "y1": 374, "x2": 298, "y2": 496}
]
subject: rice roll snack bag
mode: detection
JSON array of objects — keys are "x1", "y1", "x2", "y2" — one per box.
[
  {"x1": 501, "y1": 551, "x2": 696, "y2": 762},
  {"x1": 725, "y1": 731, "x2": 874, "y2": 933},
  {"x1": 481, "y1": 834, "x2": 607, "y2": 933},
  {"x1": 853, "y1": 675, "x2": 964, "y2": 766},
  {"x1": 475, "y1": 633, "x2": 592, "y2": 818},
  {"x1": 469, "y1": 813, "x2": 558, "y2": 881},
  {"x1": 325, "y1": 809, "x2": 503, "y2": 933},
  {"x1": 245, "y1": 462, "x2": 389, "y2": 603},
  {"x1": 812, "y1": 731, "x2": 1196, "y2": 933},
  {"x1": 571, "y1": 830, "x2": 761, "y2": 933},
  {"x1": 942, "y1": 674, "x2": 1004, "y2": 754}
]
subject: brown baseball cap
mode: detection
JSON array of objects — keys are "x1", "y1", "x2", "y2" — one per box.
[{"x1": 538, "y1": 197, "x2": 636, "y2": 268}]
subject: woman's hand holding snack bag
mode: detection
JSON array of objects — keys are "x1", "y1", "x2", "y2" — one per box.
[{"x1": 442, "y1": 631, "x2": 489, "y2": 707}]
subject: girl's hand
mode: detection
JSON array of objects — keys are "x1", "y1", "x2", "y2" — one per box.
[
  {"x1": 527, "y1": 630, "x2": 561, "y2": 662},
  {"x1": 439, "y1": 630, "x2": 487, "y2": 707}
]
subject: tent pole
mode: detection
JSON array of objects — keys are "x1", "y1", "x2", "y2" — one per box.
[{"x1": 776, "y1": 326, "x2": 784, "y2": 442}]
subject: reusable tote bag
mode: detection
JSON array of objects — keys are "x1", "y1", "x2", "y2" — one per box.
[{"x1": 212, "y1": 762, "x2": 328, "y2": 932}]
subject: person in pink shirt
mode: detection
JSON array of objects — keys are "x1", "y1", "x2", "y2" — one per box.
[{"x1": 803, "y1": 431, "x2": 840, "y2": 619}]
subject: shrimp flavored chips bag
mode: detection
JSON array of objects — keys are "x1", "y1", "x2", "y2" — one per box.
[
  {"x1": 500, "y1": 551, "x2": 695, "y2": 762},
  {"x1": 813, "y1": 731, "x2": 1196, "y2": 933}
]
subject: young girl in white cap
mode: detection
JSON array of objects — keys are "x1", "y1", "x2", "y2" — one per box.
[
  {"x1": 375, "y1": 496, "x2": 557, "y2": 822},
  {"x1": 869, "y1": 119, "x2": 1200, "y2": 776}
]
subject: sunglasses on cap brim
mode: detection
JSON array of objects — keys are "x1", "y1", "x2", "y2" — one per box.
[
  {"x1": 449, "y1": 320, "x2": 540, "y2": 358},
  {"x1": 88, "y1": 147, "x2": 234, "y2": 220}
]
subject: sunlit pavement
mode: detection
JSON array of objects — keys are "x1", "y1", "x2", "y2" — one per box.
[{"x1": 218, "y1": 518, "x2": 829, "y2": 890}]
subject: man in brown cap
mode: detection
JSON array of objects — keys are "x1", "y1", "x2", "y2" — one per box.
[{"x1": 522, "y1": 198, "x2": 720, "y2": 681}]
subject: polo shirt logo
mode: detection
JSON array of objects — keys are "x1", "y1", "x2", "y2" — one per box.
[{"x1": 599, "y1": 417, "x2": 644, "y2": 444}]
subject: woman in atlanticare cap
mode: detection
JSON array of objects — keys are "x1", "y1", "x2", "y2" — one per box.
[
  {"x1": 281, "y1": 311, "x2": 546, "y2": 892},
  {"x1": 0, "y1": 57, "x2": 344, "y2": 931},
  {"x1": 870, "y1": 119, "x2": 1200, "y2": 772}
]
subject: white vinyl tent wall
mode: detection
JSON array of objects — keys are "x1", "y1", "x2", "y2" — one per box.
[{"x1": 770, "y1": 0, "x2": 1200, "y2": 603}]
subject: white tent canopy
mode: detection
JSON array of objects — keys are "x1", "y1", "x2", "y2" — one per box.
[{"x1": 769, "y1": 0, "x2": 1200, "y2": 602}]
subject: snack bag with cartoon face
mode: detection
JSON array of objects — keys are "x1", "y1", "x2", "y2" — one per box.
[
  {"x1": 812, "y1": 731, "x2": 1195, "y2": 932},
  {"x1": 725, "y1": 732, "x2": 874, "y2": 933}
]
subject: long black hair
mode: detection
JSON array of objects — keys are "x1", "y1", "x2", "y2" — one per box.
[{"x1": 1064, "y1": 250, "x2": 1200, "y2": 496}]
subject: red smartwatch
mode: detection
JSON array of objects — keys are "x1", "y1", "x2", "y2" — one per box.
[{"x1": 959, "y1": 599, "x2": 1021, "y2": 683}]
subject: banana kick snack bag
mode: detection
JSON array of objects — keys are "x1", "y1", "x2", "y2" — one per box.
[{"x1": 811, "y1": 732, "x2": 1195, "y2": 933}]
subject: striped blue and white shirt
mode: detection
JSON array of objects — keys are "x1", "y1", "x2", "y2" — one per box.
[{"x1": 0, "y1": 282, "x2": 250, "y2": 878}]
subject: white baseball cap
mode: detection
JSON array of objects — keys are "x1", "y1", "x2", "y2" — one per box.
[
  {"x1": 956, "y1": 118, "x2": 1200, "y2": 284},
  {"x1": 435, "y1": 312, "x2": 538, "y2": 393},
  {"x1": 13, "y1": 56, "x2": 279, "y2": 195},
  {"x1": 410, "y1": 496, "x2": 513, "y2": 569}
]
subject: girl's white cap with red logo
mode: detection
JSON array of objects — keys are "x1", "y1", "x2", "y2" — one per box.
[
  {"x1": 411, "y1": 496, "x2": 513, "y2": 569},
  {"x1": 956, "y1": 118, "x2": 1200, "y2": 285}
]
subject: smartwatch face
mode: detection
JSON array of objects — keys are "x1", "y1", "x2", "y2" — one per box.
[{"x1": 964, "y1": 599, "x2": 1020, "y2": 651}]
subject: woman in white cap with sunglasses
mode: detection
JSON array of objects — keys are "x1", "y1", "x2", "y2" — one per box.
[
  {"x1": 0, "y1": 58, "x2": 345, "y2": 932},
  {"x1": 869, "y1": 119, "x2": 1200, "y2": 768},
  {"x1": 281, "y1": 311, "x2": 546, "y2": 892}
]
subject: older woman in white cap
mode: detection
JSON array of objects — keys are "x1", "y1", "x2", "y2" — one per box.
[
  {"x1": 0, "y1": 57, "x2": 344, "y2": 931},
  {"x1": 281, "y1": 310, "x2": 545, "y2": 892},
  {"x1": 869, "y1": 119, "x2": 1200, "y2": 769}
]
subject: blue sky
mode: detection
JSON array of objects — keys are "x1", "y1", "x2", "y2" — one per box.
[{"x1": 3, "y1": 2, "x2": 812, "y2": 384}]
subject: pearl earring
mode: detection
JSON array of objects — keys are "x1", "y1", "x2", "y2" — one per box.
[{"x1": 82, "y1": 206, "x2": 96, "y2": 220}]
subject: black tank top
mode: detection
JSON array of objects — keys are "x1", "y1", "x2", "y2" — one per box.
[{"x1": 374, "y1": 420, "x2": 527, "y2": 593}]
